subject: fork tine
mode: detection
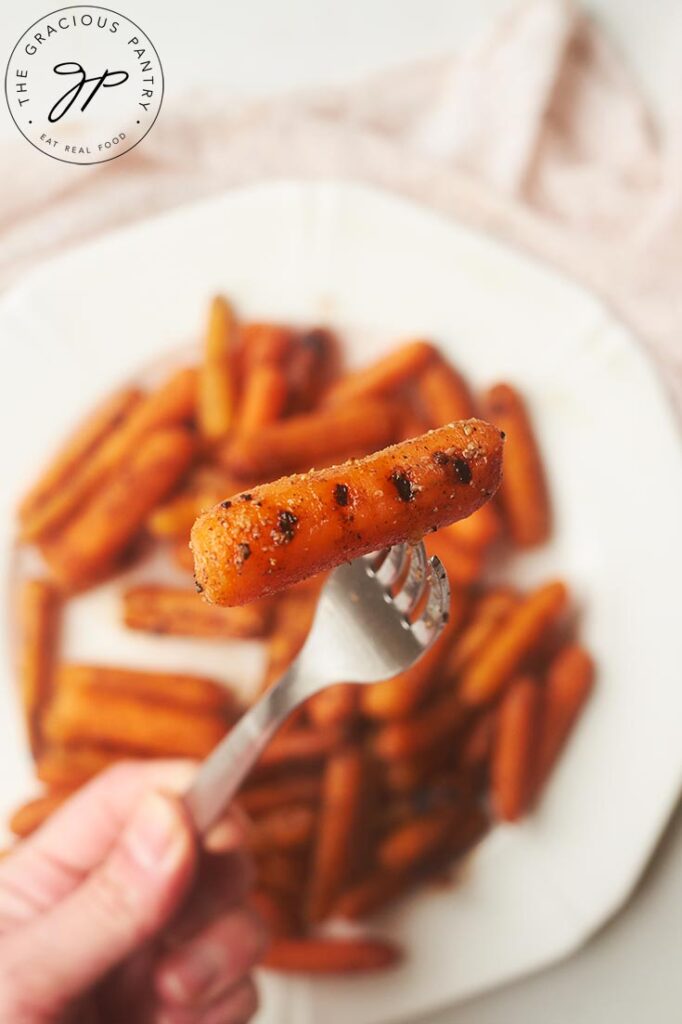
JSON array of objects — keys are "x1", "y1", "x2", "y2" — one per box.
[
  {"x1": 411, "y1": 555, "x2": 450, "y2": 647},
  {"x1": 393, "y1": 542, "x2": 428, "y2": 616},
  {"x1": 375, "y1": 542, "x2": 409, "y2": 587}
]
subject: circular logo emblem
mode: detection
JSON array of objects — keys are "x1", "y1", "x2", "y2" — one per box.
[{"x1": 5, "y1": 5, "x2": 163, "y2": 164}]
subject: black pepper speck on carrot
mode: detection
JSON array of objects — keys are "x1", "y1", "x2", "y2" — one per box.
[{"x1": 191, "y1": 419, "x2": 504, "y2": 606}]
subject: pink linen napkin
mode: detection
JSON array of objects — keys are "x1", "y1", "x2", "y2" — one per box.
[{"x1": 1, "y1": 0, "x2": 680, "y2": 408}]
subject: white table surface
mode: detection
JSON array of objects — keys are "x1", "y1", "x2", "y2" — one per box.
[{"x1": 1, "y1": 2, "x2": 681, "y2": 1021}]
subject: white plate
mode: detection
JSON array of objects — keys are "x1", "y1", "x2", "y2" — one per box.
[{"x1": 0, "y1": 182, "x2": 681, "y2": 1024}]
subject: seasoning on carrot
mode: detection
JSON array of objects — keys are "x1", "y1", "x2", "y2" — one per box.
[{"x1": 193, "y1": 419, "x2": 504, "y2": 606}]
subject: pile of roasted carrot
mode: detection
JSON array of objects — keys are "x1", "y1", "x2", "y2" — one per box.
[{"x1": 11, "y1": 298, "x2": 594, "y2": 974}]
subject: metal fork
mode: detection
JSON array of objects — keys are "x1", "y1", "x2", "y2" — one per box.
[{"x1": 185, "y1": 541, "x2": 450, "y2": 833}]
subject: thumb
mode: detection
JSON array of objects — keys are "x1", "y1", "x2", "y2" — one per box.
[{"x1": 3, "y1": 791, "x2": 196, "y2": 1015}]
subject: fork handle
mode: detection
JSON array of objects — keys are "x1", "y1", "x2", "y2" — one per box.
[{"x1": 184, "y1": 672, "x2": 295, "y2": 834}]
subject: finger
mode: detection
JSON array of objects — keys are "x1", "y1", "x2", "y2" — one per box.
[
  {"x1": 156, "y1": 908, "x2": 267, "y2": 1008},
  {"x1": 0, "y1": 791, "x2": 196, "y2": 1013},
  {"x1": 163, "y1": 848, "x2": 254, "y2": 946},
  {"x1": 156, "y1": 977, "x2": 259, "y2": 1024},
  {"x1": 204, "y1": 806, "x2": 249, "y2": 854},
  {"x1": 3, "y1": 760, "x2": 198, "y2": 900}
]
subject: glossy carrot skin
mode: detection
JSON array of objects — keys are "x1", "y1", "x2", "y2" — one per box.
[{"x1": 192, "y1": 419, "x2": 504, "y2": 605}]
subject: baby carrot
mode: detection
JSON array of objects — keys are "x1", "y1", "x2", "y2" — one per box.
[
  {"x1": 533, "y1": 645, "x2": 594, "y2": 802},
  {"x1": 18, "y1": 386, "x2": 142, "y2": 531},
  {"x1": 18, "y1": 579, "x2": 60, "y2": 755},
  {"x1": 123, "y1": 585, "x2": 272, "y2": 639},
  {"x1": 483, "y1": 383, "x2": 550, "y2": 547},
  {"x1": 325, "y1": 340, "x2": 436, "y2": 405},
  {"x1": 459, "y1": 581, "x2": 568, "y2": 705},
  {"x1": 21, "y1": 368, "x2": 196, "y2": 542},
  {"x1": 193, "y1": 419, "x2": 504, "y2": 605},
  {"x1": 263, "y1": 937, "x2": 401, "y2": 973},
  {"x1": 491, "y1": 675, "x2": 540, "y2": 822},
  {"x1": 219, "y1": 399, "x2": 399, "y2": 478},
  {"x1": 197, "y1": 296, "x2": 238, "y2": 442},
  {"x1": 41, "y1": 426, "x2": 195, "y2": 590},
  {"x1": 307, "y1": 745, "x2": 365, "y2": 922}
]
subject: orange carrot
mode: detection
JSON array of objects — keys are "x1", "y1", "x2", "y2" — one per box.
[
  {"x1": 377, "y1": 807, "x2": 460, "y2": 872},
  {"x1": 257, "y1": 726, "x2": 343, "y2": 770},
  {"x1": 56, "y1": 663, "x2": 236, "y2": 715},
  {"x1": 307, "y1": 684, "x2": 357, "y2": 729},
  {"x1": 219, "y1": 399, "x2": 399, "y2": 479},
  {"x1": 459, "y1": 581, "x2": 568, "y2": 705},
  {"x1": 18, "y1": 579, "x2": 60, "y2": 754},
  {"x1": 248, "y1": 804, "x2": 317, "y2": 853},
  {"x1": 372, "y1": 686, "x2": 467, "y2": 760},
  {"x1": 197, "y1": 296, "x2": 238, "y2": 442},
  {"x1": 194, "y1": 420, "x2": 504, "y2": 606},
  {"x1": 325, "y1": 340, "x2": 435, "y2": 405},
  {"x1": 123, "y1": 585, "x2": 272, "y2": 639},
  {"x1": 416, "y1": 356, "x2": 476, "y2": 424},
  {"x1": 21, "y1": 368, "x2": 196, "y2": 542},
  {"x1": 238, "y1": 775, "x2": 322, "y2": 816},
  {"x1": 533, "y1": 645, "x2": 594, "y2": 801},
  {"x1": 41, "y1": 427, "x2": 195, "y2": 590},
  {"x1": 255, "y1": 853, "x2": 308, "y2": 899},
  {"x1": 447, "y1": 587, "x2": 518, "y2": 675},
  {"x1": 459, "y1": 711, "x2": 495, "y2": 772},
  {"x1": 332, "y1": 871, "x2": 409, "y2": 920},
  {"x1": 483, "y1": 383, "x2": 551, "y2": 547},
  {"x1": 43, "y1": 683, "x2": 228, "y2": 758},
  {"x1": 361, "y1": 608, "x2": 458, "y2": 720},
  {"x1": 261, "y1": 589, "x2": 320, "y2": 691},
  {"x1": 263, "y1": 937, "x2": 401, "y2": 973},
  {"x1": 237, "y1": 363, "x2": 289, "y2": 433},
  {"x1": 307, "y1": 745, "x2": 364, "y2": 922},
  {"x1": 425, "y1": 529, "x2": 485, "y2": 587},
  {"x1": 443, "y1": 502, "x2": 501, "y2": 553},
  {"x1": 491, "y1": 675, "x2": 540, "y2": 822},
  {"x1": 19, "y1": 386, "x2": 142, "y2": 531}
]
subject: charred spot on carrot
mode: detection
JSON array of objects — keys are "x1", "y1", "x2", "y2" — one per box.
[
  {"x1": 389, "y1": 470, "x2": 416, "y2": 502},
  {"x1": 277, "y1": 510, "x2": 299, "y2": 543},
  {"x1": 453, "y1": 458, "x2": 472, "y2": 484},
  {"x1": 236, "y1": 542, "x2": 252, "y2": 567},
  {"x1": 334, "y1": 483, "x2": 350, "y2": 507}
]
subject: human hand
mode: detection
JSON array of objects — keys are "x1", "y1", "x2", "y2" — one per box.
[{"x1": 0, "y1": 760, "x2": 267, "y2": 1023}]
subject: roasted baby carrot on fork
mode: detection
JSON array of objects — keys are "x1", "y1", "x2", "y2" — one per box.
[{"x1": 193, "y1": 419, "x2": 504, "y2": 605}]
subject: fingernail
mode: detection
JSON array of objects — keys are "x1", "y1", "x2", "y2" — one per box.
[{"x1": 122, "y1": 792, "x2": 185, "y2": 873}]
